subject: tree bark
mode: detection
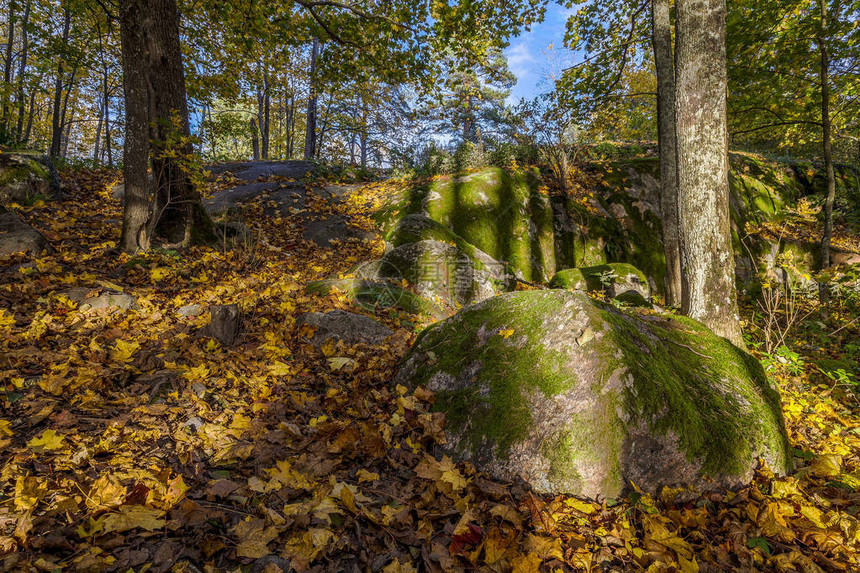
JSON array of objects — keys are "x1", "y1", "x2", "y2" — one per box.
[
  {"x1": 143, "y1": 0, "x2": 214, "y2": 245},
  {"x1": 250, "y1": 117, "x2": 260, "y2": 161},
  {"x1": 651, "y1": 0, "x2": 682, "y2": 307},
  {"x1": 119, "y1": 0, "x2": 152, "y2": 252},
  {"x1": 49, "y1": 7, "x2": 71, "y2": 158},
  {"x1": 304, "y1": 39, "x2": 319, "y2": 160},
  {"x1": 2, "y1": 0, "x2": 16, "y2": 134},
  {"x1": 14, "y1": 0, "x2": 30, "y2": 143},
  {"x1": 817, "y1": 0, "x2": 835, "y2": 276},
  {"x1": 675, "y1": 0, "x2": 744, "y2": 346},
  {"x1": 103, "y1": 66, "x2": 113, "y2": 167}
]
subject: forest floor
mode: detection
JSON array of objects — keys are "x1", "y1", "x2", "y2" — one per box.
[{"x1": 1, "y1": 167, "x2": 860, "y2": 572}]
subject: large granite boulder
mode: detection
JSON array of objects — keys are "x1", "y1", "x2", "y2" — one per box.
[
  {"x1": 0, "y1": 207, "x2": 54, "y2": 256},
  {"x1": 395, "y1": 290, "x2": 791, "y2": 499},
  {"x1": 0, "y1": 152, "x2": 60, "y2": 204}
]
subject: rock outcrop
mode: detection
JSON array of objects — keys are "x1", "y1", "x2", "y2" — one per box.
[{"x1": 395, "y1": 290, "x2": 791, "y2": 499}]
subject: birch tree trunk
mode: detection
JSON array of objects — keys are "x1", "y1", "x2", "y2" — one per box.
[
  {"x1": 651, "y1": 0, "x2": 682, "y2": 307},
  {"x1": 675, "y1": 0, "x2": 744, "y2": 346}
]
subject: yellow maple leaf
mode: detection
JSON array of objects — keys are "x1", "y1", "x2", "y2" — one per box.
[
  {"x1": 149, "y1": 267, "x2": 171, "y2": 281},
  {"x1": 499, "y1": 329, "x2": 514, "y2": 338},
  {"x1": 0, "y1": 309, "x2": 14, "y2": 330},
  {"x1": 27, "y1": 429, "x2": 65, "y2": 452},
  {"x1": 111, "y1": 339, "x2": 140, "y2": 363},
  {"x1": 102, "y1": 506, "x2": 165, "y2": 533}
]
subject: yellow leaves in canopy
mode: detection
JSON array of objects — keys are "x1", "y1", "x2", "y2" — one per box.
[
  {"x1": 27, "y1": 429, "x2": 65, "y2": 452},
  {"x1": 102, "y1": 506, "x2": 165, "y2": 533}
]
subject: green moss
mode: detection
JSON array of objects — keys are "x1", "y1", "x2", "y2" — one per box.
[
  {"x1": 422, "y1": 168, "x2": 555, "y2": 282},
  {"x1": 598, "y1": 310, "x2": 790, "y2": 477},
  {"x1": 306, "y1": 278, "x2": 446, "y2": 319},
  {"x1": 550, "y1": 263, "x2": 648, "y2": 296},
  {"x1": 421, "y1": 292, "x2": 575, "y2": 455},
  {"x1": 403, "y1": 290, "x2": 791, "y2": 492}
]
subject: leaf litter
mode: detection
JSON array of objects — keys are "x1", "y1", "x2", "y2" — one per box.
[{"x1": 0, "y1": 167, "x2": 859, "y2": 571}]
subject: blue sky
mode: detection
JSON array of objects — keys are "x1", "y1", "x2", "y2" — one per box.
[{"x1": 504, "y1": 4, "x2": 577, "y2": 104}]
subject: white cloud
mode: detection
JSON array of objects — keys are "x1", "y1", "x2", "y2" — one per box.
[{"x1": 506, "y1": 42, "x2": 537, "y2": 80}]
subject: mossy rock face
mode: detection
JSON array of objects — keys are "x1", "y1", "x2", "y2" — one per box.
[
  {"x1": 395, "y1": 290, "x2": 791, "y2": 499},
  {"x1": 374, "y1": 240, "x2": 500, "y2": 308},
  {"x1": 0, "y1": 153, "x2": 60, "y2": 204},
  {"x1": 385, "y1": 213, "x2": 515, "y2": 290},
  {"x1": 421, "y1": 168, "x2": 556, "y2": 283},
  {"x1": 550, "y1": 263, "x2": 650, "y2": 300},
  {"x1": 305, "y1": 278, "x2": 447, "y2": 320}
]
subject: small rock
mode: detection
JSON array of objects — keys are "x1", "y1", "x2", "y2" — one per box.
[
  {"x1": 177, "y1": 303, "x2": 202, "y2": 318},
  {"x1": 199, "y1": 304, "x2": 241, "y2": 346},
  {"x1": 184, "y1": 417, "x2": 204, "y2": 433},
  {"x1": 190, "y1": 383, "x2": 207, "y2": 398},
  {"x1": 64, "y1": 287, "x2": 138, "y2": 311},
  {"x1": 297, "y1": 310, "x2": 393, "y2": 347}
]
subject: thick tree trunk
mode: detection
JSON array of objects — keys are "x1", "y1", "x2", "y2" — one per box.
[
  {"x1": 675, "y1": 0, "x2": 744, "y2": 346},
  {"x1": 651, "y1": 0, "x2": 682, "y2": 307},
  {"x1": 818, "y1": 0, "x2": 835, "y2": 275},
  {"x1": 304, "y1": 39, "x2": 319, "y2": 160},
  {"x1": 14, "y1": 0, "x2": 30, "y2": 143},
  {"x1": 2, "y1": 0, "x2": 16, "y2": 133},
  {"x1": 49, "y1": 8, "x2": 71, "y2": 158},
  {"x1": 119, "y1": 0, "x2": 152, "y2": 252},
  {"x1": 144, "y1": 0, "x2": 214, "y2": 245}
]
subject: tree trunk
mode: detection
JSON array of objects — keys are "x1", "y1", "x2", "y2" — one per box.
[
  {"x1": 103, "y1": 66, "x2": 113, "y2": 167},
  {"x1": 2, "y1": 0, "x2": 16, "y2": 133},
  {"x1": 250, "y1": 117, "x2": 260, "y2": 161},
  {"x1": 49, "y1": 7, "x2": 71, "y2": 158},
  {"x1": 144, "y1": 0, "x2": 214, "y2": 245},
  {"x1": 675, "y1": 0, "x2": 744, "y2": 346},
  {"x1": 119, "y1": 0, "x2": 152, "y2": 252},
  {"x1": 818, "y1": 0, "x2": 835, "y2": 276},
  {"x1": 14, "y1": 0, "x2": 31, "y2": 143},
  {"x1": 59, "y1": 69, "x2": 76, "y2": 157},
  {"x1": 651, "y1": 0, "x2": 682, "y2": 307},
  {"x1": 259, "y1": 71, "x2": 270, "y2": 160},
  {"x1": 93, "y1": 97, "x2": 103, "y2": 165},
  {"x1": 287, "y1": 93, "x2": 295, "y2": 158},
  {"x1": 304, "y1": 39, "x2": 319, "y2": 160}
]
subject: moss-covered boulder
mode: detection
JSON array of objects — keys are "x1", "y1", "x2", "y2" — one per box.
[
  {"x1": 373, "y1": 240, "x2": 500, "y2": 307},
  {"x1": 550, "y1": 263, "x2": 650, "y2": 300},
  {"x1": 305, "y1": 278, "x2": 447, "y2": 320},
  {"x1": 386, "y1": 214, "x2": 514, "y2": 288},
  {"x1": 0, "y1": 152, "x2": 61, "y2": 204},
  {"x1": 395, "y1": 290, "x2": 791, "y2": 499}
]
